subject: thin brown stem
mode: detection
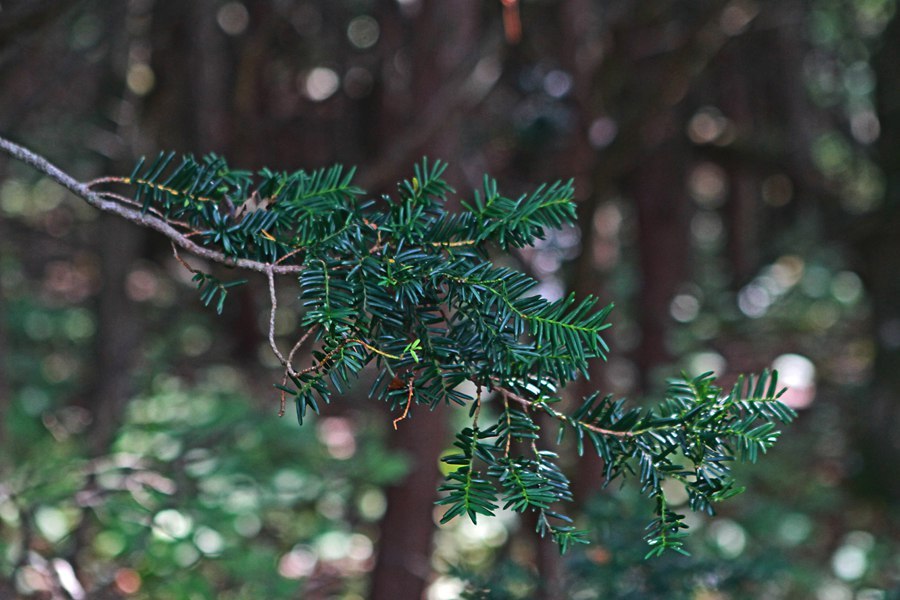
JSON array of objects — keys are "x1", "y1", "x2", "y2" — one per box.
[
  {"x1": 472, "y1": 383, "x2": 483, "y2": 428},
  {"x1": 171, "y1": 243, "x2": 200, "y2": 275},
  {"x1": 392, "y1": 379, "x2": 414, "y2": 430},
  {"x1": 503, "y1": 394, "x2": 512, "y2": 456},
  {"x1": 287, "y1": 324, "x2": 318, "y2": 368},
  {"x1": 278, "y1": 324, "x2": 319, "y2": 417},
  {"x1": 274, "y1": 246, "x2": 304, "y2": 265}
]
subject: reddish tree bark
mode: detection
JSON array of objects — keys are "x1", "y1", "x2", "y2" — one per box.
[
  {"x1": 83, "y1": 215, "x2": 145, "y2": 454},
  {"x1": 851, "y1": 10, "x2": 900, "y2": 502},
  {"x1": 630, "y1": 137, "x2": 691, "y2": 385},
  {"x1": 369, "y1": 411, "x2": 448, "y2": 600},
  {"x1": 0, "y1": 225, "x2": 9, "y2": 436},
  {"x1": 368, "y1": 3, "x2": 481, "y2": 599}
]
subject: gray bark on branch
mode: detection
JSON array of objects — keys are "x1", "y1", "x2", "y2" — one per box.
[{"x1": 0, "y1": 135, "x2": 302, "y2": 275}]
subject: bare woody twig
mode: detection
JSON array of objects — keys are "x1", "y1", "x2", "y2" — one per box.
[
  {"x1": 277, "y1": 323, "x2": 319, "y2": 417},
  {"x1": 392, "y1": 379, "x2": 414, "y2": 430},
  {"x1": 170, "y1": 243, "x2": 200, "y2": 275},
  {"x1": 0, "y1": 135, "x2": 303, "y2": 275},
  {"x1": 265, "y1": 266, "x2": 295, "y2": 375},
  {"x1": 287, "y1": 325, "x2": 317, "y2": 370}
]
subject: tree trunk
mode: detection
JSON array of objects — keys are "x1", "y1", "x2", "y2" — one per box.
[
  {"x1": 850, "y1": 10, "x2": 900, "y2": 501},
  {"x1": 368, "y1": 3, "x2": 480, "y2": 599},
  {"x1": 0, "y1": 224, "x2": 10, "y2": 437},
  {"x1": 853, "y1": 223, "x2": 900, "y2": 501},
  {"x1": 631, "y1": 139, "x2": 691, "y2": 385},
  {"x1": 369, "y1": 411, "x2": 448, "y2": 600},
  {"x1": 83, "y1": 215, "x2": 144, "y2": 454},
  {"x1": 555, "y1": 2, "x2": 609, "y2": 590},
  {"x1": 719, "y1": 42, "x2": 759, "y2": 286}
]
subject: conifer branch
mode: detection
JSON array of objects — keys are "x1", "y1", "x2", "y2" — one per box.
[
  {"x1": 0, "y1": 135, "x2": 302, "y2": 274},
  {"x1": 0, "y1": 135, "x2": 795, "y2": 556}
]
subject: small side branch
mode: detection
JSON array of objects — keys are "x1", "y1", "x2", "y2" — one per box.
[
  {"x1": 287, "y1": 325, "x2": 317, "y2": 369},
  {"x1": 392, "y1": 379, "x2": 414, "y2": 430},
  {"x1": 171, "y1": 243, "x2": 199, "y2": 275},
  {"x1": 503, "y1": 393, "x2": 512, "y2": 456}
]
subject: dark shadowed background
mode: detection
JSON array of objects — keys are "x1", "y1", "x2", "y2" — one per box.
[{"x1": 1, "y1": 1, "x2": 899, "y2": 598}]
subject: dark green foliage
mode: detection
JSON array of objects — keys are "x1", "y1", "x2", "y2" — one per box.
[
  {"x1": 121, "y1": 153, "x2": 794, "y2": 553},
  {"x1": 191, "y1": 271, "x2": 247, "y2": 315}
]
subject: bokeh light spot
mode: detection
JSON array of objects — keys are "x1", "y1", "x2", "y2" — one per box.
[
  {"x1": 688, "y1": 107, "x2": 728, "y2": 144},
  {"x1": 428, "y1": 577, "x2": 466, "y2": 600},
  {"x1": 114, "y1": 568, "x2": 141, "y2": 595},
  {"x1": 588, "y1": 117, "x2": 618, "y2": 149},
  {"x1": 687, "y1": 351, "x2": 727, "y2": 376},
  {"x1": 831, "y1": 271, "x2": 862, "y2": 304},
  {"x1": 777, "y1": 513, "x2": 813, "y2": 546},
  {"x1": 95, "y1": 531, "x2": 127, "y2": 557},
  {"x1": 543, "y1": 69, "x2": 573, "y2": 98},
  {"x1": 174, "y1": 542, "x2": 200, "y2": 567},
  {"x1": 217, "y1": 2, "x2": 249, "y2": 35},
  {"x1": 194, "y1": 526, "x2": 225, "y2": 556},
  {"x1": 773, "y1": 353, "x2": 816, "y2": 409},
  {"x1": 670, "y1": 293, "x2": 701, "y2": 323},
  {"x1": 234, "y1": 512, "x2": 262, "y2": 537},
  {"x1": 347, "y1": 16, "x2": 380, "y2": 49},
  {"x1": 126, "y1": 63, "x2": 155, "y2": 96},
  {"x1": 152, "y1": 509, "x2": 193, "y2": 541},
  {"x1": 832, "y1": 544, "x2": 867, "y2": 581},
  {"x1": 720, "y1": 0, "x2": 759, "y2": 35},
  {"x1": 35, "y1": 506, "x2": 71, "y2": 544},
  {"x1": 317, "y1": 417, "x2": 357, "y2": 459},
  {"x1": 709, "y1": 519, "x2": 747, "y2": 559},
  {"x1": 279, "y1": 546, "x2": 317, "y2": 579},
  {"x1": 689, "y1": 162, "x2": 728, "y2": 208},
  {"x1": 737, "y1": 281, "x2": 772, "y2": 318},
  {"x1": 304, "y1": 67, "x2": 340, "y2": 101}
]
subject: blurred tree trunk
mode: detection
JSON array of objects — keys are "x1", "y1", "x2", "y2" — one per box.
[
  {"x1": 852, "y1": 10, "x2": 900, "y2": 502},
  {"x1": 554, "y1": 2, "x2": 608, "y2": 596},
  {"x1": 611, "y1": 4, "x2": 723, "y2": 388},
  {"x1": 62, "y1": 3, "x2": 146, "y2": 456},
  {"x1": 369, "y1": 3, "x2": 479, "y2": 598},
  {"x1": 719, "y1": 42, "x2": 759, "y2": 286},
  {"x1": 0, "y1": 0, "x2": 79, "y2": 51},
  {"x1": 190, "y1": 0, "x2": 231, "y2": 152},
  {"x1": 630, "y1": 136, "x2": 691, "y2": 384},
  {"x1": 0, "y1": 232, "x2": 9, "y2": 434},
  {"x1": 83, "y1": 216, "x2": 144, "y2": 454},
  {"x1": 369, "y1": 411, "x2": 448, "y2": 600}
]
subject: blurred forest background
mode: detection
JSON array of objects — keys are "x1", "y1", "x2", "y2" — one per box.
[{"x1": 1, "y1": 0, "x2": 899, "y2": 598}]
